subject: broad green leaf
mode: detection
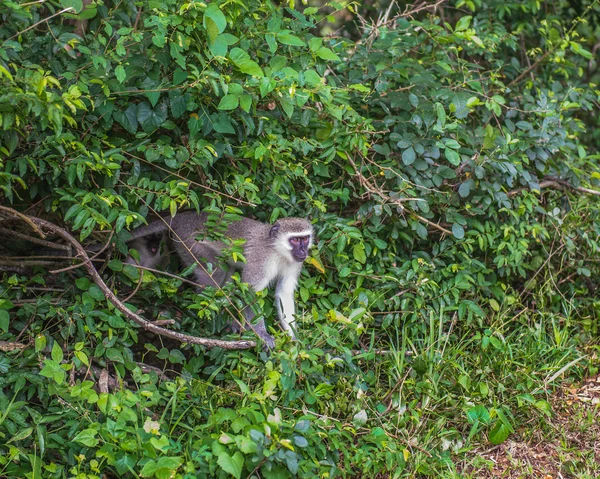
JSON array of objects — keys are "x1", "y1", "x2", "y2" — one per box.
[
  {"x1": 445, "y1": 148, "x2": 461, "y2": 165},
  {"x1": 402, "y1": 147, "x2": 416, "y2": 165},
  {"x1": 73, "y1": 428, "x2": 99, "y2": 447},
  {"x1": 315, "y1": 47, "x2": 340, "y2": 61},
  {"x1": 209, "y1": 33, "x2": 237, "y2": 57},
  {"x1": 0, "y1": 310, "x2": 8, "y2": 333},
  {"x1": 217, "y1": 94, "x2": 240, "y2": 110},
  {"x1": 229, "y1": 48, "x2": 264, "y2": 77},
  {"x1": 137, "y1": 102, "x2": 168, "y2": 132},
  {"x1": 239, "y1": 94, "x2": 252, "y2": 112},
  {"x1": 455, "y1": 15, "x2": 472, "y2": 32},
  {"x1": 60, "y1": 0, "x2": 83, "y2": 13},
  {"x1": 7, "y1": 427, "x2": 33, "y2": 444},
  {"x1": 466, "y1": 405, "x2": 490, "y2": 424},
  {"x1": 278, "y1": 32, "x2": 306, "y2": 47},
  {"x1": 488, "y1": 421, "x2": 510, "y2": 445},
  {"x1": 349, "y1": 83, "x2": 370, "y2": 93},
  {"x1": 51, "y1": 341, "x2": 63, "y2": 363},
  {"x1": 204, "y1": 4, "x2": 227, "y2": 34},
  {"x1": 115, "y1": 65, "x2": 126, "y2": 83},
  {"x1": 452, "y1": 223, "x2": 465, "y2": 239},
  {"x1": 353, "y1": 243, "x2": 366, "y2": 264},
  {"x1": 458, "y1": 181, "x2": 471, "y2": 198},
  {"x1": 217, "y1": 451, "x2": 243, "y2": 479},
  {"x1": 279, "y1": 95, "x2": 294, "y2": 118},
  {"x1": 212, "y1": 113, "x2": 235, "y2": 134},
  {"x1": 114, "y1": 104, "x2": 138, "y2": 134}
]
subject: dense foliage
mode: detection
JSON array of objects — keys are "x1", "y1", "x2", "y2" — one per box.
[{"x1": 1, "y1": 0, "x2": 599, "y2": 477}]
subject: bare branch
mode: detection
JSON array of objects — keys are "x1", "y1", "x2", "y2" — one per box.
[
  {"x1": 507, "y1": 177, "x2": 600, "y2": 197},
  {"x1": 0, "y1": 205, "x2": 45, "y2": 238},
  {"x1": 0, "y1": 227, "x2": 71, "y2": 251},
  {"x1": 0, "y1": 340, "x2": 27, "y2": 352}
]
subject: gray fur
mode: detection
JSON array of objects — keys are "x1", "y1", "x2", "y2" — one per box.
[{"x1": 127, "y1": 212, "x2": 314, "y2": 348}]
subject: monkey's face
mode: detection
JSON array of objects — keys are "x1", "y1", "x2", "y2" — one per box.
[{"x1": 289, "y1": 235, "x2": 311, "y2": 262}]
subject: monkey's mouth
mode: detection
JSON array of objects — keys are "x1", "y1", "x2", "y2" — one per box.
[{"x1": 292, "y1": 252, "x2": 307, "y2": 262}]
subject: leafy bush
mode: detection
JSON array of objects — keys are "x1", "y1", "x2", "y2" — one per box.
[{"x1": 1, "y1": 0, "x2": 599, "y2": 477}]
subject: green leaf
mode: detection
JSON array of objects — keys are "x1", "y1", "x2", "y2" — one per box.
[
  {"x1": 445, "y1": 148, "x2": 461, "y2": 165},
  {"x1": 315, "y1": 47, "x2": 340, "y2": 61},
  {"x1": 73, "y1": 428, "x2": 99, "y2": 447},
  {"x1": 114, "y1": 104, "x2": 138, "y2": 134},
  {"x1": 349, "y1": 83, "x2": 370, "y2": 93},
  {"x1": 353, "y1": 243, "x2": 366, "y2": 264},
  {"x1": 279, "y1": 95, "x2": 294, "y2": 118},
  {"x1": 217, "y1": 451, "x2": 243, "y2": 479},
  {"x1": 0, "y1": 310, "x2": 9, "y2": 333},
  {"x1": 402, "y1": 147, "x2": 416, "y2": 165},
  {"x1": 152, "y1": 32, "x2": 166, "y2": 48},
  {"x1": 212, "y1": 113, "x2": 236, "y2": 134},
  {"x1": 204, "y1": 4, "x2": 227, "y2": 35},
  {"x1": 452, "y1": 223, "x2": 465, "y2": 239},
  {"x1": 60, "y1": 0, "x2": 83, "y2": 13},
  {"x1": 74, "y1": 351, "x2": 90, "y2": 367},
  {"x1": 210, "y1": 33, "x2": 238, "y2": 57},
  {"x1": 7, "y1": 427, "x2": 33, "y2": 444},
  {"x1": 137, "y1": 101, "x2": 168, "y2": 132},
  {"x1": 435, "y1": 102, "x2": 446, "y2": 127},
  {"x1": 51, "y1": 341, "x2": 63, "y2": 363},
  {"x1": 277, "y1": 32, "x2": 306, "y2": 47},
  {"x1": 455, "y1": 15, "x2": 472, "y2": 32},
  {"x1": 115, "y1": 65, "x2": 126, "y2": 83},
  {"x1": 210, "y1": 35, "x2": 227, "y2": 57},
  {"x1": 239, "y1": 94, "x2": 252, "y2": 113},
  {"x1": 466, "y1": 405, "x2": 490, "y2": 424},
  {"x1": 229, "y1": 48, "x2": 264, "y2": 77},
  {"x1": 218, "y1": 94, "x2": 240, "y2": 110},
  {"x1": 488, "y1": 421, "x2": 510, "y2": 445},
  {"x1": 458, "y1": 180, "x2": 472, "y2": 197}
]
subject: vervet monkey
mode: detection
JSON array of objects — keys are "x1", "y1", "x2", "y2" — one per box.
[{"x1": 126, "y1": 212, "x2": 314, "y2": 348}]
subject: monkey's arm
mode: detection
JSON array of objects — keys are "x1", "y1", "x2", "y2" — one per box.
[{"x1": 125, "y1": 218, "x2": 171, "y2": 241}]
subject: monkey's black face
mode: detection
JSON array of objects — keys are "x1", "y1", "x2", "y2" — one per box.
[{"x1": 289, "y1": 235, "x2": 311, "y2": 262}]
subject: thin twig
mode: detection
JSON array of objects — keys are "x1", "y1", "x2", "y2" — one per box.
[
  {"x1": 400, "y1": 0, "x2": 446, "y2": 18},
  {"x1": 50, "y1": 232, "x2": 114, "y2": 274},
  {"x1": 5, "y1": 7, "x2": 74, "y2": 42}
]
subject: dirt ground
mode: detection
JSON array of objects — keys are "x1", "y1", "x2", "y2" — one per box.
[{"x1": 464, "y1": 374, "x2": 600, "y2": 479}]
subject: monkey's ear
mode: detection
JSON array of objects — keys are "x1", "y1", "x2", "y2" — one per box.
[{"x1": 269, "y1": 222, "x2": 280, "y2": 238}]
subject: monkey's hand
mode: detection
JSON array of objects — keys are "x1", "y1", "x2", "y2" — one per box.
[{"x1": 253, "y1": 323, "x2": 276, "y2": 350}]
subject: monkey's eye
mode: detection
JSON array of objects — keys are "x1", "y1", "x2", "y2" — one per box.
[{"x1": 290, "y1": 237, "x2": 299, "y2": 244}]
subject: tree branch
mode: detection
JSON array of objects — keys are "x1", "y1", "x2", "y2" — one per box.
[{"x1": 507, "y1": 177, "x2": 600, "y2": 197}]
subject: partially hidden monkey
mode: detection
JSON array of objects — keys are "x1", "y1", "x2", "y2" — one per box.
[
  {"x1": 125, "y1": 212, "x2": 314, "y2": 348},
  {"x1": 125, "y1": 232, "x2": 169, "y2": 270}
]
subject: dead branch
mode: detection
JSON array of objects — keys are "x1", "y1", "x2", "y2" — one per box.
[
  {"x1": 0, "y1": 207, "x2": 257, "y2": 350},
  {"x1": 400, "y1": 0, "x2": 447, "y2": 18},
  {"x1": 0, "y1": 340, "x2": 27, "y2": 352},
  {"x1": 507, "y1": 178, "x2": 600, "y2": 197},
  {"x1": 0, "y1": 227, "x2": 72, "y2": 251},
  {"x1": 0, "y1": 205, "x2": 45, "y2": 237}
]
